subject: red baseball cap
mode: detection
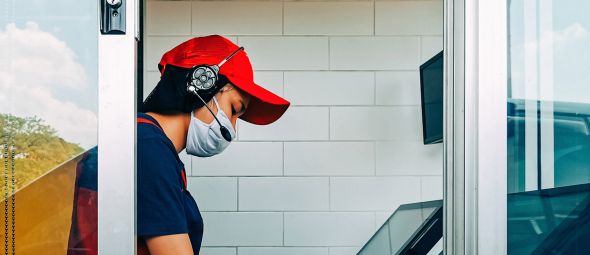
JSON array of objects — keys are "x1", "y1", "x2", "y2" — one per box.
[{"x1": 158, "y1": 35, "x2": 290, "y2": 125}]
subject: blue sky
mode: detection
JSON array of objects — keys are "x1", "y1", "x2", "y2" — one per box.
[
  {"x1": 7, "y1": 0, "x2": 98, "y2": 112},
  {"x1": 509, "y1": 0, "x2": 590, "y2": 103}
]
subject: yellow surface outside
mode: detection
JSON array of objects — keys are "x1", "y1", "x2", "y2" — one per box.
[{"x1": 0, "y1": 154, "x2": 81, "y2": 255}]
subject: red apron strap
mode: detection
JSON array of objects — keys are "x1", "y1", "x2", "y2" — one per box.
[
  {"x1": 137, "y1": 117, "x2": 163, "y2": 131},
  {"x1": 181, "y1": 169, "x2": 187, "y2": 190}
]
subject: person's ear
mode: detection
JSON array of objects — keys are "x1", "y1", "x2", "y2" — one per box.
[{"x1": 220, "y1": 84, "x2": 233, "y2": 93}]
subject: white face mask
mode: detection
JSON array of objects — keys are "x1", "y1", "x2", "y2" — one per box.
[{"x1": 185, "y1": 95, "x2": 236, "y2": 157}]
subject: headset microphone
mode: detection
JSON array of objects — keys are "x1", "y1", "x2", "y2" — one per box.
[
  {"x1": 189, "y1": 89, "x2": 233, "y2": 142},
  {"x1": 187, "y1": 46, "x2": 244, "y2": 142}
]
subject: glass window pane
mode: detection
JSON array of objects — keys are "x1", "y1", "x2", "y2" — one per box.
[
  {"x1": 508, "y1": 0, "x2": 590, "y2": 253},
  {"x1": 0, "y1": 0, "x2": 98, "y2": 253}
]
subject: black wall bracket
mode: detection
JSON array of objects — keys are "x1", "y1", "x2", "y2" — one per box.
[{"x1": 100, "y1": 0, "x2": 126, "y2": 34}]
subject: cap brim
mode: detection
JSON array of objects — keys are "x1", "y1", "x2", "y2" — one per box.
[{"x1": 234, "y1": 81, "x2": 290, "y2": 125}]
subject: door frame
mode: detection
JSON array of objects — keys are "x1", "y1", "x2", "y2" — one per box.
[
  {"x1": 443, "y1": 0, "x2": 508, "y2": 254},
  {"x1": 97, "y1": 0, "x2": 139, "y2": 253}
]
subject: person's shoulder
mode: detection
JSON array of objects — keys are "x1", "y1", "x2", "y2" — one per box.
[
  {"x1": 138, "y1": 136, "x2": 176, "y2": 157},
  {"x1": 137, "y1": 137, "x2": 181, "y2": 178},
  {"x1": 137, "y1": 113, "x2": 162, "y2": 139},
  {"x1": 136, "y1": 113, "x2": 181, "y2": 167}
]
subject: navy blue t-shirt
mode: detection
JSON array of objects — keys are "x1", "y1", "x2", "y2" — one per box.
[{"x1": 137, "y1": 112, "x2": 203, "y2": 254}]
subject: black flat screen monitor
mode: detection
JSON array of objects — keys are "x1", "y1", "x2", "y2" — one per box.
[{"x1": 419, "y1": 51, "x2": 443, "y2": 144}]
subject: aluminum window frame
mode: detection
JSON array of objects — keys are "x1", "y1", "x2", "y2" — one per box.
[
  {"x1": 444, "y1": 0, "x2": 508, "y2": 254},
  {"x1": 97, "y1": 0, "x2": 138, "y2": 253}
]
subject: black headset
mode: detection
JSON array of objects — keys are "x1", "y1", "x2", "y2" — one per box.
[{"x1": 186, "y1": 46, "x2": 244, "y2": 142}]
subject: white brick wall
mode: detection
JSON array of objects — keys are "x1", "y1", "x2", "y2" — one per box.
[
  {"x1": 239, "y1": 177, "x2": 330, "y2": 211},
  {"x1": 284, "y1": 212, "x2": 375, "y2": 246},
  {"x1": 145, "y1": 1, "x2": 443, "y2": 254}
]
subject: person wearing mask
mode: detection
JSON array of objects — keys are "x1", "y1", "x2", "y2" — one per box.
[{"x1": 136, "y1": 35, "x2": 290, "y2": 255}]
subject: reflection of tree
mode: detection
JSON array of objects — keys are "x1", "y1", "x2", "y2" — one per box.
[{"x1": 0, "y1": 113, "x2": 83, "y2": 195}]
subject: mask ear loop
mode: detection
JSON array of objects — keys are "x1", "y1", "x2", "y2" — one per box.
[
  {"x1": 211, "y1": 95, "x2": 221, "y2": 116},
  {"x1": 211, "y1": 95, "x2": 236, "y2": 141},
  {"x1": 212, "y1": 85, "x2": 232, "y2": 115}
]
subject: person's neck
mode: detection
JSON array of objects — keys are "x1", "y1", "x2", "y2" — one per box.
[{"x1": 145, "y1": 111, "x2": 190, "y2": 153}]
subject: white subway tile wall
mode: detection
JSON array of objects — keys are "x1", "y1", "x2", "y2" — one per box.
[
  {"x1": 375, "y1": 1, "x2": 443, "y2": 36},
  {"x1": 284, "y1": 72, "x2": 375, "y2": 105},
  {"x1": 284, "y1": 142, "x2": 375, "y2": 176},
  {"x1": 283, "y1": 2, "x2": 374, "y2": 36},
  {"x1": 201, "y1": 212, "x2": 284, "y2": 246},
  {"x1": 329, "y1": 177, "x2": 421, "y2": 211},
  {"x1": 239, "y1": 177, "x2": 330, "y2": 211},
  {"x1": 187, "y1": 177, "x2": 238, "y2": 211},
  {"x1": 145, "y1": 1, "x2": 443, "y2": 254},
  {"x1": 284, "y1": 212, "x2": 375, "y2": 246}
]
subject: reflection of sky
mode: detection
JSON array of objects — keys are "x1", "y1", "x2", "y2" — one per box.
[
  {"x1": 7, "y1": 0, "x2": 98, "y2": 112},
  {"x1": 509, "y1": 0, "x2": 590, "y2": 103},
  {"x1": 0, "y1": 0, "x2": 97, "y2": 148}
]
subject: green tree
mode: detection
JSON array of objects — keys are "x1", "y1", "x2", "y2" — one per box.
[{"x1": 0, "y1": 113, "x2": 84, "y2": 196}]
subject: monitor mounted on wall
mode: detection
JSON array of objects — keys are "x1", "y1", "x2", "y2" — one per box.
[{"x1": 419, "y1": 51, "x2": 443, "y2": 145}]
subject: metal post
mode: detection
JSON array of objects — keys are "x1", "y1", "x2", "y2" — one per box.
[{"x1": 98, "y1": 0, "x2": 137, "y2": 253}]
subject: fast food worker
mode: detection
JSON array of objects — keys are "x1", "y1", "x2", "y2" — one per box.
[{"x1": 136, "y1": 35, "x2": 290, "y2": 255}]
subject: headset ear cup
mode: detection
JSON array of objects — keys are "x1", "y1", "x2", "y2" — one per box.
[
  {"x1": 188, "y1": 65, "x2": 218, "y2": 92},
  {"x1": 184, "y1": 65, "x2": 231, "y2": 112}
]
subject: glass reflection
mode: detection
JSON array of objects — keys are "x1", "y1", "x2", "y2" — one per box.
[
  {"x1": 508, "y1": 0, "x2": 590, "y2": 253},
  {"x1": 0, "y1": 0, "x2": 98, "y2": 253}
]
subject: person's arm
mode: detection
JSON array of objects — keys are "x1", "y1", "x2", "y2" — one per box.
[
  {"x1": 145, "y1": 234, "x2": 193, "y2": 255},
  {"x1": 137, "y1": 138, "x2": 192, "y2": 254}
]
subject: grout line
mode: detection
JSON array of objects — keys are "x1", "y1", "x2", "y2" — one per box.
[
  {"x1": 189, "y1": 0, "x2": 193, "y2": 36},
  {"x1": 373, "y1": 71, "x2": 377, "y2": 105},
  {"x1": 282, "y1": 71, "x2": 285, "y2": 96},
  {"x1": 373, "y1": 0, "x2": 376, "y2": 36},
  {"x1": 419, "y1": 176, "x2": 424, "y2": 202},
  {"x1": 374, "y1": 211, "x2": 378, "y2": 230},
  {"x1": 419, "y1": 36, "x2": 423, "y2": 62},
  {"x1": 237, "y1": 177, "x2": 240, "y2": 211},
  {"x1": 281, "y1": 0, "x2": 285, "y2": 36},
  {"x1": 327, "y1": 36, "x2": 331, "y2": 70},
  {"x1": 327, "y1": 106, "x2": 331, "y2": 140},
  {"x1": 188, "y1": 154, "x2": 193, "y2": 177},
  {"x1": 373, "y1": 141, "x2": 377, "y2": 175},
  {"x1": 328, "y1": 177, "x2": 332, "y2": 211}
]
